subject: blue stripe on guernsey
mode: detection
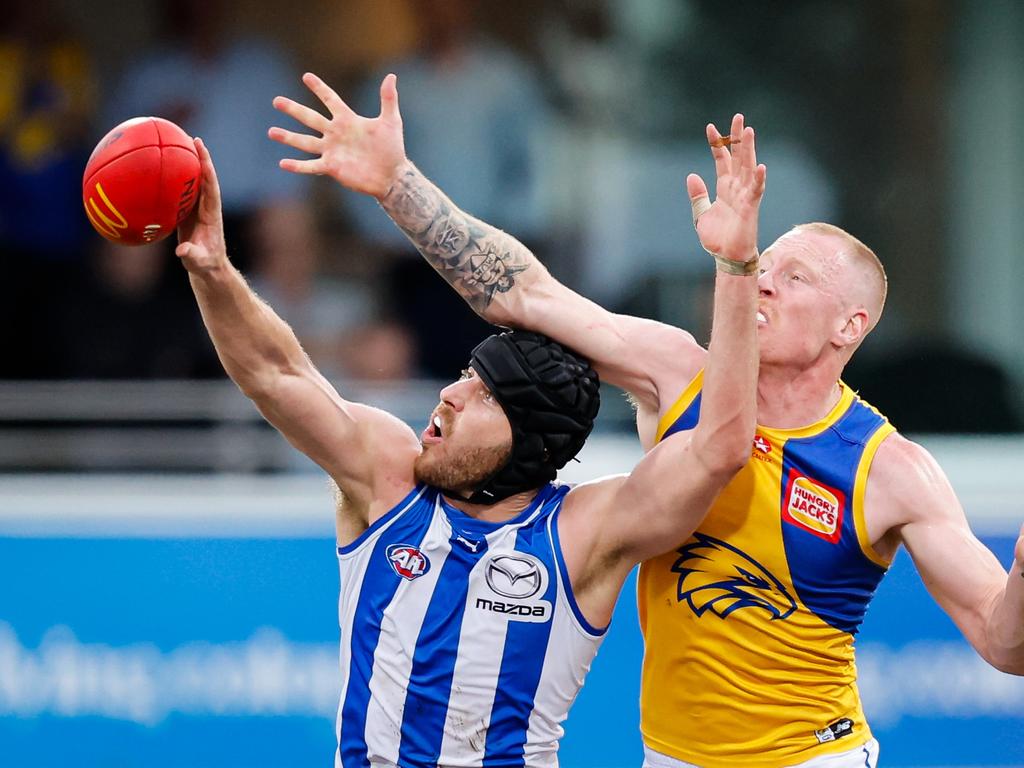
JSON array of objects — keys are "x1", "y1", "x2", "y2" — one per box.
[
  {"x1": 441, "y1": 484, "x2": 558, "y2": 540},
  {"x1": 483, "y1": 488, "x2": 567, "y2": 766},
  {"x1": 338, "y1": 487, "x2": 436, "y2": 768},
  {"x1": 396, "y1": 532, "x2": 488, "y2": 766},
  {"x1": 661, "y1": 393, "x2": 702, "y2": 439},
  {"x1": 549, "y1": 501, "x2": 608, "y2": 637},
  {"x1": 779, "y1": 400, "x2": 888, "y2": 635}
]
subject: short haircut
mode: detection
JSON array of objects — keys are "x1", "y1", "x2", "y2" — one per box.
[{"x1": 791, "y1": 222, "x2": 887, "y2": 332}]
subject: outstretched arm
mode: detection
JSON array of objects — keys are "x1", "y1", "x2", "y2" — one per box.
[
  {"x1": 602, "y1": 114, "x2": 764, "y2": 561},
  {"x1": 870, "y1": 436, "x2": 1024, "y2": 675},
  {"x1": 177, "y1": 139, "x2": 419, "y2": 521},
  {"x1": 269, "y1": 73, "x2": 705, "y2": 414},
  {"x1": 560, "y1": 116, "x2": 764, "y2": 624}
]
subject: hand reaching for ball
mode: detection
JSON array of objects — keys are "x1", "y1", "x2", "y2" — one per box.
[{"x1": 176, "y1": 138, "x2": 228, "y2": 273}]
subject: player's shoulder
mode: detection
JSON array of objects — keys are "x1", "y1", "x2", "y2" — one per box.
[
  {"x1": 619, "y1": 316, "x2": 706, "y2": 405},
  {"x1": 349, "y1": 400, "x2": 422, "y2": 455},
  {"x1": 868, "y1": 431, "x2": 957, "y2": 524},
  {"x1": 560, "y1": 474, "x2": 628, "y2": 524}
]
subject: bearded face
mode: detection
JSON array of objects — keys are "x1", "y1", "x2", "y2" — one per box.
[{"x1": 414, "y1": 438, "x2": 513, "y2": 494}]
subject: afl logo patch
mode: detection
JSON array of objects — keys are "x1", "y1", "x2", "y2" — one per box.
[
  {"x1": 386, "y1": 544, "x2": 431, "y2": 580},
  {"x1": 782, "y1": 469, "x2": 846, "y2": 543},
  {"x1": 485, "y1": 554, "x2": 543, "y2": 599}
]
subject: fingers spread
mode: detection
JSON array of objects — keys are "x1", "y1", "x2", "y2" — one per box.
[
  {"x1": 728, "y1": 114, "x2": 745, "y2": 179},
  {"x1": 279, "y1": 157, "x2": 324, "y2": 176},
  {"x1": 743, "y1": 125, "x2": 758, "y2": 172},
  {"x1": 379, "y1": 73, "x2": 401, "y2": 121},
  {"x1": 707, "y1": 123, "x2": 731, "y2": 182},
  {"x1": 686, "y1": 173, "x2": 711, "y2": 227},
  {"x1": 267, "y1": 126, "x2": 323, "y2": 155},
  {"x1": 273, "y1": 95, "x2": 330, "y2": 134},
  {"x1": 302, "y1": 72, "x2": 356, "y2": 120}
]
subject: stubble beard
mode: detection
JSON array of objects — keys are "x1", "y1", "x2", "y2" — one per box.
[{"x1": 414, "y1": 439, "x2": 514, "y2": 494}]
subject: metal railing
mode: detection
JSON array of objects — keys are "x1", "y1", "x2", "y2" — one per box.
[{"x1": 0, "y1": 379, "x2": 635, "y2": 472}]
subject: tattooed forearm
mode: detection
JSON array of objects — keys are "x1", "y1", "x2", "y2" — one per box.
[{"x1": 381, "y1": 163, "x2": 534, "y2": 315}]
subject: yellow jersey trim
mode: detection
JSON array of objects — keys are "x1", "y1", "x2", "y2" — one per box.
[
  {"x1": 759, "y1": 382, "x2": 856, "y2": 440},
  {"x1": 853, "y1": 420, "x2": 896, "y2": 568},
  {"x1": 656, "y1": 378, "x2": 858, "y2": 444},
  {"x1": 654, "y1": 369, "x2": 704, "y2": 442}
]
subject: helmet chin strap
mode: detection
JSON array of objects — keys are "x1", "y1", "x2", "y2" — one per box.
[{"x1": 439, "y1": 454, "x2": 515, "y2": 506}]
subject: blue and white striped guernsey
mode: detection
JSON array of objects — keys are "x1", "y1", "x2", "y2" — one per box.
[{"x1": 335, "y1": 482, "x2": 606, "y2": 768}]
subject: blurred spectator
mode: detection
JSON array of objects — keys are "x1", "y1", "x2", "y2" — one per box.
[
  {"x1": 0, "y1": 0, "x2": 98, "y2": 377},
  {"x1": 343, "y1": 0, "x2": 552, "y2": 378},
  {"x1": 93, "y1": 0, "x2": 400, "y2": 381},
  {"x1": 52, "y1": 240, "x2": 220, "y2": 379},
  {"x1": 248, "y1": 205, "x2": 415, "y2": 381},
  {"x1": 101, "y1": 0, "x2": 311, "y2": 274}
]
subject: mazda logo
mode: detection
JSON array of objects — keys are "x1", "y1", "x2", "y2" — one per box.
[{"x1": 485, "y1": 555, "x2": 543, "y2": 599}]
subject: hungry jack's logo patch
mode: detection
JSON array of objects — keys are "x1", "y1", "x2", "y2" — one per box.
[{"x1": 782, "y1": 469, "x2": 846, "y2": 543}]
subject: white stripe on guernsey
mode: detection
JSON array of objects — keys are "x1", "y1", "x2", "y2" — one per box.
[
  {"x1": 436, "y1": 533, "x2": 512, "y2": 765},
  {"x1": 523, "y1": 519, "x2": 604, "y2": 766},
  {"x1": 335, "y1": 487, "x2": 426, "y2": 765},
  {"x1": 522, "y1": 595, "x2": 601, "y2": 766},
  {"x1": 336, "y1": 553, "x2": 370, "y2": 763},
  {"x1": 363, "y1": 514, "x2": 455, "y2": 765},
  {"x1": 436, "y1": 499, "x2": 554, "y2": 765}
]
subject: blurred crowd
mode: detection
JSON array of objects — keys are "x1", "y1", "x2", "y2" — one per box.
[{"x1": 1, "y1": 0, "x2": 1020, "y2": 431}]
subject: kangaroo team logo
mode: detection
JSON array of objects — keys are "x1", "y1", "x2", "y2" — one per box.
[
  {"x1": 672, "y1": 533, "x2": 796, "y2": 621},
  {"x1": 485, "y1": 554, "x2": 543, "y2": 599},
  {"x1": 387, "y1": 544, "x2": 431, "y2": 580}
]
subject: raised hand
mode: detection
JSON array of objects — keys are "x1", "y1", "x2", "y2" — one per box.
[
  {"x1": 269, "y1": 72, "x2": 406, "y2": 201},
  {"x1": 687, "y1": 114, "x2": 766, "y2": 264},
  {"x1": 176, "y1": 138, "x2": 227, "y2": 273}
]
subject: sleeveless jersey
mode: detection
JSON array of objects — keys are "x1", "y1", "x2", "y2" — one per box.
[
  {"x1": 335, "y1": 482, "x2": 605, "y2": 768},
  {"x1": 638, "y1": 372, "x2": 896, "y2": 768}
]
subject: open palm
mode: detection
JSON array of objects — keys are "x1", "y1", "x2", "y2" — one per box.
[
  {"x1": 687, "y1": 114, "x2": 766, "y2": 264},
  {"x1": 269, "y1": 72, "x2": 407, "y2": 201}
]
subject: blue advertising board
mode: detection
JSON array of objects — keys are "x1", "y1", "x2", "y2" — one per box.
[{"x1": 1, "y1": 471, "x2": 1022, "y2": 767}]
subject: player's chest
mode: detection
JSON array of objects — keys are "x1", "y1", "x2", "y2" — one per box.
[{"x1": 380, "y1": 522, "x2": 558, "y2": 627}]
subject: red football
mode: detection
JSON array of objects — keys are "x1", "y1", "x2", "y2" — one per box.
[{"x1": 82, "y1": 117, "x2": 201, "y2": 246}]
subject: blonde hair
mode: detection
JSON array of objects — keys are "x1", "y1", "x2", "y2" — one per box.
[{"x1": 791, "y1": 222, "x2": 887, "y2": 332}]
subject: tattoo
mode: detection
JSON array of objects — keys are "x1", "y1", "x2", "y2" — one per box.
[{"x1": 382, "y1": 166, "x2": 532, "y2": 313}]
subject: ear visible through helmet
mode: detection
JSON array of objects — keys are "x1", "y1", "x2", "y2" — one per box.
[{"x1": 450, "y1": 330, "x2": 600, "y2": 505}]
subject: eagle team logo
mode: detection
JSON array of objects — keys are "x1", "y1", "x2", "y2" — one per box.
[
  {"x1": 387, "y1": 544, "x2": 430, "y2": 580},
  {"x1": 782, "y1": 470, "x2": 846, "y2": 543},
  {"x1": 672, "y1": 533, "x2": 796, "y2": 621}
]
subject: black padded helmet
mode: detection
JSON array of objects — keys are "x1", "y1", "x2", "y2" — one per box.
[{"x1": 457, "y1": 330, "x2": 600, "y2": 504}]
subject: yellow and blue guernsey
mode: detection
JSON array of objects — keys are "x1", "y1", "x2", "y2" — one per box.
[{"x1": 638, "y1": 371, "x2": 895, "y2": 767}]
